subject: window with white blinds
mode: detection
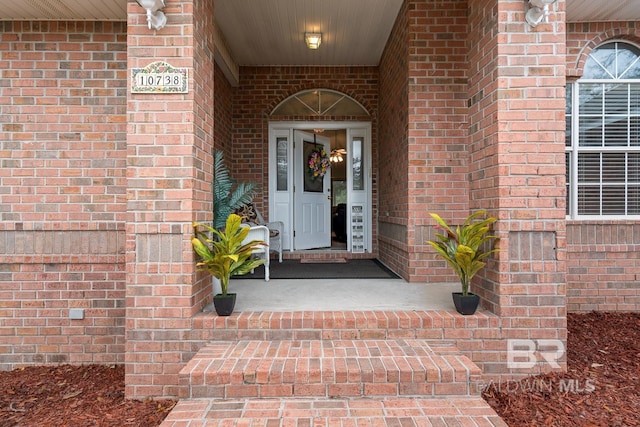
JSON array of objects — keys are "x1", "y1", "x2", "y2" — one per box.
[{"x1": 566, "y1": 42, "x2": 640, "y2": 218}]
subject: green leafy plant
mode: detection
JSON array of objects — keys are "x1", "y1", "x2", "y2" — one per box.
[
  {"x1": 191, "y1": 214, "x2": 266, "y2": 296},
  {"x1": 213, "y1": 149, "x2": 258, "y2": 230},
  {"x1": 427, "y1": 210, "x2": 499, "y2": 296}
]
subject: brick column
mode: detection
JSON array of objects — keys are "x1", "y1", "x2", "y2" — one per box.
[
  {"x1": 468, "y1": 0, "x2": 567, "y2": 376},
  {"x1": 125, "y1": 0, "x2": 215, "y2": 398}
]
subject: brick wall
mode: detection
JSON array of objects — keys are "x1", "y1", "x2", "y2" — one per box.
[
  {"x1": 0, "y1": 21, "x2": 127, "y2": 369},
  {"x1": 466, "y1": 0, "x2": 500, "y2": 309},
  {"x1": 191, "y1": 0, "x2": 217, "y2": 309},
  {"x1": 566, "y1": 22, "x2": 640, "y2": 78},
  {"x1": 377, "y1": 0, "x2": 470, "y2": 282},
  {"x1": 566, "y1": 222, "x2": 640, "y2": 311},
  {"x1": 214, "y1": 62, "x2": 234, "y2": 159},
  {"x1": 406, "y1": 0, "x2": 470, "y2": 281},
  {"x1": 565, "y1": 22, "x2": 640, "y2": 311},
  {"x1": 378, "y1": 1, "x2": 410, "y2": 279}
]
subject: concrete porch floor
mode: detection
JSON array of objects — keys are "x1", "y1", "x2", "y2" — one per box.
[{"x1": 205, "y1": 278, "x2": 462, "y2": 312}]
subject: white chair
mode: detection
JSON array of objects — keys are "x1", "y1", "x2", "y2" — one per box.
[
  {"x1": 236, "y1": 204, "x2": 284, "y2": 263},
  {"x1": 240, "y1": 224, "x2": 270, "y2": 281}
]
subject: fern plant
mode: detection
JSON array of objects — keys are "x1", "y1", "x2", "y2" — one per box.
[
  {"x1": 213, "y1": 149, "x2": 258, "y2": 230},
  {"x1": 427, "y1": 210, "x2": 499, "y2": 296}
]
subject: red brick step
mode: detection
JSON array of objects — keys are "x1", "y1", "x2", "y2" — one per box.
[
  {"x1": 160, "y1": 397, "x2": 508, "y2": 426},
  {"x1": 179, "y1": 339, "x2": 482, "y2": 399}
]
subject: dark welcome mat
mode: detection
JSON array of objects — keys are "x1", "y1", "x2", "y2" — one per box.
[{"x1": 232, "y1": 259, "x2": 399, "y2": 280}]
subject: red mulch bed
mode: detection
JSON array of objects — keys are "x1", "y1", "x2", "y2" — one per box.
[
  {"x1": 0, "y1": 312, "x2": 638, "y2": 426},
  {"x1": 483, "y1": 312, "x2": 640, "y2": 426},
  {"x1": 0, "y1": 364, "x2": 175, "y2": 427}
]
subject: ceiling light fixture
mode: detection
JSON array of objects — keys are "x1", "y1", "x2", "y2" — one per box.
[
  {"x1": 305, "y1": 32, "x2": 322, "y2": 50},
  {"x1": 135, "y1": 0, "x2": 167, "y2": 30},
  {"x1": 525, "y1": 0, "x2": 558, "y2": 27},
  {"x1": 330, "y1": 148, "x2": 346, "y2": 163}
]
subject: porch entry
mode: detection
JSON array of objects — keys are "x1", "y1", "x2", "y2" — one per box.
[{"x1": 268, "y1": 123, "x2": 372, "y2": 254}]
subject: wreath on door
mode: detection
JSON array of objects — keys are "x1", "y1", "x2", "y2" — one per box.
[{"x1": 308, "y1": 147, "x2": 331, "y2": 180}]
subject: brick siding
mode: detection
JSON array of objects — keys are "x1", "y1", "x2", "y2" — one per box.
[
  {"x1": 378, "y1": 0, "x2": 411, "y2": 280},
  {"x1": 566, "y1": 222, "x2": 640, "y2": 311},
  {"x1": 378, "y1": 0, "x2": 471, "y2": 282},
  {"x1": 0, "y1": 21, "x2": 127, "y2": 368},
  {"x1": 214, "y1": 63, "x2": 234, "y2": 159}
]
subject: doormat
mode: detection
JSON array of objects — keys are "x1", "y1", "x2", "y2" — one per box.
[
  {"x1": 232, "y1": 259, "x2": 398, "y2": 280},
  {"x1": 299, "y1": 258, "x2": 348, "y2": 264}
]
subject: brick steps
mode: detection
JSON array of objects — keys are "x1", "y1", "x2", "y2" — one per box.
[
  {"x1": 179, "y1": 339, "x2": 482, "y2": 399},
  {"x1": 161, "y1": 397, "x2": 508, "y2": 426},
  {"x1": 191, "y1": 310, "x2": 501, "y2": 343},
  {"x1": 167, "y1": 335, "x2": 508, "y2": 426}
]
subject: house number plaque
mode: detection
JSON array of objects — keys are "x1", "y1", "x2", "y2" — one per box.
[{"x1": 131, "y1": 61, "x2": 188, "y2": 94}]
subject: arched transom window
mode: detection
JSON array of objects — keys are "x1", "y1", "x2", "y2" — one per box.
[
  {"x1": 271, "y1": 89, "x2": 369, "y2": 117},
  {"x1": 566, "y1": 42, "x2": 640, "y2": 217}
]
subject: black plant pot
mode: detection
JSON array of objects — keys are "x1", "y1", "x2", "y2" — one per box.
[
  {"x1": 213, "y1": 293, "x2": 236, "y2": 316},
  {"x1": 452, "y1": 292, "x2": 480, "y2": 315}
]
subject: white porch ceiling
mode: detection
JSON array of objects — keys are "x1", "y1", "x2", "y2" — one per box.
[
  {"x1": 214, "y1": 0, "x2": 403, "y2": 66},
  {"x1": 0, "y1": 0, "x2": 639, "y2": 66}
]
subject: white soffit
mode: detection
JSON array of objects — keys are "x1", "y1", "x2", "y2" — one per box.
[
  {"x1": 565, "y1": 0, "x2": 640, "y2": 23},
  {"x1": 0, "y1": 0, "x2": 126, "y2": 21}
]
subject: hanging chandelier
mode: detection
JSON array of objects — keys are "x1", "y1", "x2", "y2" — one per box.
[{"x1": 330, "y1": 148, "x2": 346, "y2": 163}]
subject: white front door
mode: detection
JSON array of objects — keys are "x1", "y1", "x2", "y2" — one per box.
[
  {"x1": 293, "y1": 130, "x2": 331, "y2": 250},
  {"x1": 268, "y1": 122, "x2": 373, "y2": 254}
]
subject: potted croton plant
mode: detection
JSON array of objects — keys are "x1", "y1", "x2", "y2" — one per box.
[
  {"x1": 210, "y1": 148, "x2": 258, "y2": 295},
  {"x1": 427, "y1": 210, "x2": 499, "y2": 315},
  {"x1": 191, "y1": 214, "x2": 266, "y2": 316}
]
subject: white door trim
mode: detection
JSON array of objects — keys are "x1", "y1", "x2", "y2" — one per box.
[{"x1": 268, "y1": 121, "x2": 372, "y2": 253}]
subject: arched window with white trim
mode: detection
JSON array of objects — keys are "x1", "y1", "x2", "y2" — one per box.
[
  {"x1": 566, "y1": 41, "x2": 640, "y2": 217},
  {"x1": 271, "y1": 89, "x2": 369, "y2": 117}
]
